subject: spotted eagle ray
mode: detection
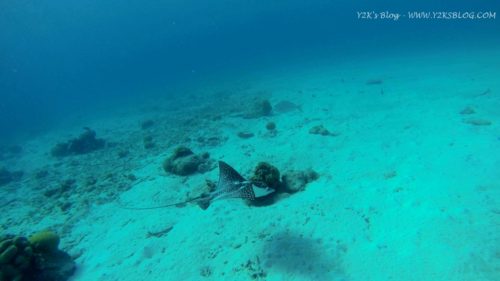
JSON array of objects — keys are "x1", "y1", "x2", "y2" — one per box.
[{"x1": 118, "y1": 161, "x2": 275, "y2": 210}]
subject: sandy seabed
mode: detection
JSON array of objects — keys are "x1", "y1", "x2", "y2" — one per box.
[{"x1": 1, "y1": 48, "x2": 499, "y2": 281}]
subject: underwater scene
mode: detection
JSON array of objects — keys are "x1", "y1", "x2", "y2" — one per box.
[{"x1": 0, "y1": 1, "x2": 499, "y2": 281}]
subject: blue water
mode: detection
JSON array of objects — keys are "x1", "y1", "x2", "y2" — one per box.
[{"x1": 1, "y1": 1, "x2": 498, "y2": 142}]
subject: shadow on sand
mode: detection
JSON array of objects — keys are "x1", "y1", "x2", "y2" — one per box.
[{"x1": 261, "y1": 231, "x2": 347, "y2": 281}]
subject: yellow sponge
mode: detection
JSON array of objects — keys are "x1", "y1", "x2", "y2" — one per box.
[{"x1": 28, "y1": 231, "x2": 60, "y2": 253}]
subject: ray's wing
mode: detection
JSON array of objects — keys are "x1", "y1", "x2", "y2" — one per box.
[
  {"x1": 210, "y1": 161, "x2": 257, "y2": 201},
  {"x1": 217, "y1": 161, "x2": 246, "y2": 192},
  {"x1": 236, "y1": 184, "x2": 256, "y2": 200},
  {"x1": 213, "y1": 183, "x2": 256, "y2": 201}
]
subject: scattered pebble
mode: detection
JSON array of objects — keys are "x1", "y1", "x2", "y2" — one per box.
[
  {"x1": 196, "y1": 136, "x2": 227, "y2": 147},
  {"x1": 366, "y1": 79, "x2": 383, "y2": 85},
  {"x1": 309, "y1": 125, "x2": 339, "y2": 136},
  {"x1": 146, "y1": 226, "x2": 174, "y2": 238},
  {"x1": 463, "y1": 118, "x2": 492, "y2": 126},
  {"x1": 237, "y1": 132, "x2": 255, "y2": 139},
  {"x1": 126, "y1": 174, "x2": 137, "y2": 181},
  {"x1": 265, "y1": 122, "x2": 276, "y2": 131}
]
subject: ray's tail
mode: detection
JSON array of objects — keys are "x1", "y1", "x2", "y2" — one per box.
[{"x1": 117, "y1": 195, "x2": 210, "y2": 210}]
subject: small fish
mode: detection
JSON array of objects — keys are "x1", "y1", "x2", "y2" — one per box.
[
  {"x1": 119, "y1": 161, "x2": 275, "y2": 210},
  {"x1": 274, "y1": 100, "x2": 302, "y2": 113}
]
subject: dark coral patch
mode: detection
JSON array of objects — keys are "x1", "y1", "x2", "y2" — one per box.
[
  {"x1": 0, "y1": 167, "x2": 23, "y2": 187},
  {"x1": 243, "y1": 99, "x2": 273, "y2": 119},
  {"x1": 51, "y1": 128, "x2": 105, "y2": 157}
]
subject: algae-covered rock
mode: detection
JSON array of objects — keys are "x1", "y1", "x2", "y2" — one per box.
[
  {"x1": 265, "y1": 121, "x2": 277, "y2": 137},
  {"x1": 171, "y1": 155, "x2": 203, "y2": 175},
  {"x1": 251, "y1": 162, "x2": 282, "y2": 191},
  {"x1": 0, "y1": 232, "x2": 75, "y2": 281},
  {"x1": 67, "y1": 128, "x2": 105, "y2": 154},
  {"x1": 34, "y1": 249, "x2": 75, "y2": 281},
  {"x1": 254, "y1": 99, "x2": 272, "y2": 116},
  {"x1": 51, "y1": 127, "x2": 105, "y2": 157},
  {"x1": 243, "y1": 99, "x2": 272, "y2": 119},
  {"x1": 309, "y1": 125, "x2": 338, "y2": 136},
  {"x1": 282, "y1": 169, "x2": 319, "y2": 193},
  {"x1": 163, "y1": 146, "x2": 214, "y2": 176},
  {"x1": 237, "y1": 162, "x2": 282, "y2": 207},
  {"x1": 0, "y1": 235, "x2": 32, "y2": 281},
  {"x1": 171, "y1": 146, "x2": 194, "y2": 159}
]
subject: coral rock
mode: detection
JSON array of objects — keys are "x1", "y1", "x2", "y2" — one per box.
[
  {"x1": 34, "y1": 249, "x2": 75, "y2": 281},
  {"x1": 251, "y1": 162, "x2": 282, "y2": 191},
  {"x1": 282, "y1": 169, "x2": 319, "y2": 193},
  {"x1": 51, "y1": 128, "x2": 105, "y2": 157},
  {"x1": 171, "y1": 146, "x2": 194, "y2": 159},
  {"x1": 29, "y1": 231, "x2": 60, "y2": 253},
  {"x1": 163, "y1": 146, "x2": 214, "y2": 176},
  {"x1": 237, "y1": 132, "x2": 254, "y2": 139},
  {"x1": 265, "y1": 122, "x2": 276, "y2": 131},
  {"x1": 243, "y1": 99, "x2": 272, "y2": 119},
  {"x1": 1, "y1": 233, "x2": 75, "y2": 281},
  {"x1": 309, "y1": 125, "x2": 338, "y2": 136},
  {"x1": 0, "y1": 245, "x2": 17, "y2": 264}
]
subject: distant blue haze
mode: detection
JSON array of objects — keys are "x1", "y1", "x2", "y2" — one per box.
[{"x1": 0, "y1": 0, "x2": 498, "y2": 143}]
